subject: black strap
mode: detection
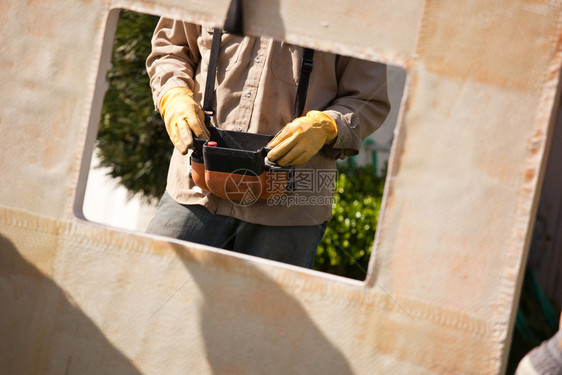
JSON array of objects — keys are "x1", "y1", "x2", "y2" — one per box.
[
  {"x1": 293, "y1": 48, "x2": 314, "y2": 120},
  {"x1": 202, "y1": 28, "x2": 223, "y2": 127}
]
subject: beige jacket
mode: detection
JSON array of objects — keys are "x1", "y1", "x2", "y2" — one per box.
[{"x1": 146, "y1": 18, "x2": 390, "y2": 226}]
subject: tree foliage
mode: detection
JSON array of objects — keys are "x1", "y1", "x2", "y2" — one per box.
[{"x1": 96, "y1": 10, "x2": 169, "y2": 202}]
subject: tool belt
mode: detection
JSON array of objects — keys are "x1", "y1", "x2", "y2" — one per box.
[
  {"x1": 190, "y1": 127, "x2": 293, "y2": 203},
  {"x1": 190, "y1": 26, "x2": 314, "y2": 203}
]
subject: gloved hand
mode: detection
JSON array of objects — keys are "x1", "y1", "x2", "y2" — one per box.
[
  {"x1": 266, "y1": 110, "x2": 338, "y2": 166},
  {"x1": 159, "y1": 86, "x2": 210, "y2": 154}
]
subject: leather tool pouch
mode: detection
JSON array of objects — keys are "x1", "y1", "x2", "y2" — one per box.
[{"x1": 191, "y1": 127, "x2": 293, "y2": 203}]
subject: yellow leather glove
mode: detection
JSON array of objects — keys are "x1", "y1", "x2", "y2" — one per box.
[
  {"x1": 266, "y1": 111, "x2": 338, "y2": 166},
  {"x1": 159, "y1": 86, "x2": 210, "y2": 154}
]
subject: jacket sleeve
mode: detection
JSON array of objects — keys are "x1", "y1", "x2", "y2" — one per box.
[
  {"x1": 322, "y1": 57, "x2": 391, "y2": 158},
  {"x1": 146, "y1": 18, "x2": 201, "y2": 110}
]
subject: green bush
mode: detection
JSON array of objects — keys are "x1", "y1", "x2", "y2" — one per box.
[{"x1": 315, "y1": 164, "x2": 385, "y2": 280}]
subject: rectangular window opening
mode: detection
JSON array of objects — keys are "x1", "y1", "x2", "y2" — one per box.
[{"x1": 78, "y1": 8, "x2": 408, "y2": 281}]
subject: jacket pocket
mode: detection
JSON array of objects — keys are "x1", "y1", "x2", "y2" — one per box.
[
  {"x1": 198, "y1": 27, "x2": 246, "y2": 71},
  {"x1": 270, "y1": 41, "x2": 301, "y2": 86}
]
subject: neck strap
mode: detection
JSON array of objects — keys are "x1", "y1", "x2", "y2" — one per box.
[
  {"x1": 293, "y1": 47, "x2": 314, "y2": 120},
  {"x1": 202, "y1": 28, "x2": 223, "y2": 127}
]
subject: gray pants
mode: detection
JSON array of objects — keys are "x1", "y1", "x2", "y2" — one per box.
[{"x1": 146, "y1": 192, "x2": 327, "y2": 268}]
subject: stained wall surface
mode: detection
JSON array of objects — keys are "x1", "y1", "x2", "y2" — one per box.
[{"x1": 1, "y1": 0, "x2": 561, "y2": 374}]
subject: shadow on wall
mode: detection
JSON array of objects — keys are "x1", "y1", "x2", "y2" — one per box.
[
  {"x1": 145, "y1": 2, "x2": 351, "y2": 370},
  {"x1": 169, "y1": 242, "x2": 354, "y2": 374},
  {"x1": 0, "y1": 235, "x2": 141, "y2": 375}
]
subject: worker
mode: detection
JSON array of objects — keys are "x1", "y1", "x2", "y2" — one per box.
[
  {"x1": 145, "y1": 18, "x2": 390, "y2": 268},
  {"x1": 515, "y1": 314, "x2": 562, "y2": 374}
]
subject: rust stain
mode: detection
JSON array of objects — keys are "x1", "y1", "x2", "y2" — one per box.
[
  {"x1": 527, "y1": 128, "x2": 545, "y2": 154},
  {"x1": 0, "y1": 1, "x2": 10, "y2": 32},
  {"x1": 39, "y1": 98, "x2": 74, "y2": 170},
  {"x1": 416, "y1": 0, "x2": 560, "y2": 92},
  {"x1": 360, "y1": 296, "x2": 496, "y2": 373},
  {"x1": 524, "y1": 167, "x2": 536, "y2": 182},
  {"x1": 26, "y1": 0, "x2": 55, "y2": 38}
]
